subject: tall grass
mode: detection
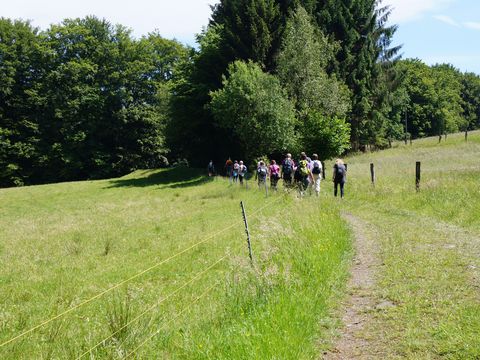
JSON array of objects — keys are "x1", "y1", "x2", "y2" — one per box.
[
  {"x1": 338, "y1": 130, "x2": 480, "y2": 359},
  {"x1": 0, "y1": 167, "x2": 351, "y2": 358}
]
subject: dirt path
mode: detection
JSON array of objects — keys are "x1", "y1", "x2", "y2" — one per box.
[{"x1": 323, "y1": 213, "x2": 383, "y2": 359}]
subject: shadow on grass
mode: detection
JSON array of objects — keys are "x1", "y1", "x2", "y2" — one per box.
[{"x1": 106, "y1": 167, "x2": 210, "y2": 189}]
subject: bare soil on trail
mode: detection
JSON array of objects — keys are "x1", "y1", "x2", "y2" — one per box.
[{"x1": 323, "y1": 213, "x2": 385, "y2": 360}]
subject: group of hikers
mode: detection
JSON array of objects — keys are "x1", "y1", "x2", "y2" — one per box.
[{"x1": 208, "y1": 152, "x2": 347, "y2": 198}]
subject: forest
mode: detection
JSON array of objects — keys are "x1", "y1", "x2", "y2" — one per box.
[{"x1": 1, "y1": 0, "x2": 480, "y2": 187}]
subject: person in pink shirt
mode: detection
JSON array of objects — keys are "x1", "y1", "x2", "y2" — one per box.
[{"x1": 269, "y1": 159, "x2": 281, "y2": 191}]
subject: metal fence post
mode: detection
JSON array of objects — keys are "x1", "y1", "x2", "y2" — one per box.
[{"x1": 240, "y1": 201, "x2": 253, "y2": 263}]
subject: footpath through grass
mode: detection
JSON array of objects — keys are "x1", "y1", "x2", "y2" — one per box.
[
  {"x1": 0, "y1": 167, "x2": 351, "y2": 359},
  {"x1": 338, "y1": 131, "x2": 480, "y2": 359},
  {"x1": 2, "y1": 131, "x2": 478, "y2": 359}
]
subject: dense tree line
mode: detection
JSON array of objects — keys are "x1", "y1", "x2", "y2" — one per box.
[
  {"x1": 0, "y1": 17, "x2": 186, "y2": 187},
  {"x1": 1, "y1": 1, "x2": 480, "y2": 187},
  {"x1": 168, "y1": 0, "x2": 480, "y2": 162},
  {"x1": 397, "y1": 59, "x2": 480, "y2": 139}
]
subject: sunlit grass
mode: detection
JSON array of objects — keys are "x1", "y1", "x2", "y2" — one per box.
[
  {"x1": 2, "y1": 130, "x2": 478, "y2": 359},
  {"x1": 0, "y1": 167, "x2": 351, "y2": 359},
  {"x1": 337, "y1": 130, "x2": 480, "y2": 359}
]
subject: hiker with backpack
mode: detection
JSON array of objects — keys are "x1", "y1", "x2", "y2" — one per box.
[
  {"x1": 269, "y1": 160, "x2": 281, "y2": 191},
  {"x1": 333, "y1": 159, "x2": 347, "y2": 198},
  {"x1": 207, "y1": 160, "x2": 215, "y2": 177},
  {"x1": 225, "y1": 158, "x2": 233, "y2": 182},
  {"x1": 297, "y1": 152, "x2": 311, "y2": 197},
  {"x1": 238, "y1": 161, "x2": 248, "y2": 185},
  {"x1": 310, "y1": 154, "x2": 323, "y2": 196},
  {"x1": 281, "y1": 153, "x2": 295, "y2": 188},
  {"x1": 233, "y1": 160, "x2": 240, "y2": 183},
  {"x1": 256, "y1": 161, "x2": 268, "y2": 188}
]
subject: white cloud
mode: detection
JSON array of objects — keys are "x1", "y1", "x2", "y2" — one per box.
[
  {"x1": 433, "y1": 15, "x2": 460, "y2": 27},
  {"x1": 464, "y1": 21, "x2": 480, "y2": 30},
  {"x1": 383, "y1": 0, "x2": 455, "y2": 23}
]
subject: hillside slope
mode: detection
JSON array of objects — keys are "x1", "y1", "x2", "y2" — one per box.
[
  {"x1": 1, "y1": 131, "x2": 479, "y2": 359},
  {"x1": 0, "y1": 167, "x2": 350, "y2": 359}
]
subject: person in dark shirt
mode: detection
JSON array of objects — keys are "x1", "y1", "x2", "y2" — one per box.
[
  {"x1": 281, "y1": 153, "x2": 295, "y2": 188},
  {"x1": 332, "y1": 159, "x2": 347, "y2": 198},
  {"x1": 256, "y1": 161, "x2": 268, "y2": 187}
]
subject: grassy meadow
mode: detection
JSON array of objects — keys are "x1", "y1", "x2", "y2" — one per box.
[
  {"x1": 0, "y1": 167, "x2": 351, "y2": 359},
  {"x1": 340, "y1": 130, "x2": 480, "y2": 359},
  {"x1": 1, "y1": 130, "x2": 479, "y2": 359}
]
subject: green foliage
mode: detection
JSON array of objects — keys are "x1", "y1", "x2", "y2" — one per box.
[
  {"x1": 461, "y1": 72, "x2": 480, "y2": 130},
  {"x1": 0, "y1": 17, "x2": 186, "y2": 187},
  {"x1": 299, "y1": 0, "x2": 401, "y2": 148},
  {"x1": 3, "y1": 5, "x2": 480, "y2": 187},
  {"x1": 0, "y1": 19, "x2": 43, "y2": 186},
  {"x1": 397, "y1": 60, "x2": 466, "y2": 138},
  {"x1": 275, "y1": 7, "x2": 350, "y2": 158},
  {"x1": 210, "y1": 60, "x2": 297, "y2": 159},
  {"x1": 301, "y1": 112, "x2": 351, "y2": 159},
  {"x1": 211, "y1": 0, "x2": 282, "y2": 70},
  {"x1": 167, "y1": 25, "x2": 238, "y2": 165},
  {"x1": 431, "y1": 64, "x2": 465, "y2": 135},
  {"x1": 276, "y1": 6, "x2": 350, "y2": 118}
]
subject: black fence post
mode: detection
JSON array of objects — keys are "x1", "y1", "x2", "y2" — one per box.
[
  {"x1": 370, "y1": 163, "x2": 375, "y2": 187},
  {"x1": 416, "y1": 162, "x2": 421, "y2": 192}
]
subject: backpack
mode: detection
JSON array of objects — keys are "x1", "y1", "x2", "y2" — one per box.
[
  {"x1": 258, "y1": 167, "x2": 267, "y2": 178},
  {"x1": 312, "y1": 160, "x2": 321, "y2": 175},
  {"x1": 335, "y1": 164, "x2": 345, "y2": 179},
  {"x1": 283, "y1": 159, "x2": 293, "y2": 175},
  {"x1": 299, "y1": 160, "x2": 309, "y2": 176}
]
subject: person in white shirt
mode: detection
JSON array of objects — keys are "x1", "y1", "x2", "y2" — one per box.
[{"x1": 309, "y1": 153, "x2": 323, "y2": 197}]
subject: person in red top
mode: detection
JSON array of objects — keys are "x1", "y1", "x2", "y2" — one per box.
[
  {"x1": 269, "y1": 159, "x2": 281, "y2": 191},
  {"x1": 225, "y1": 158, "x2": 233, "y2": 182}
]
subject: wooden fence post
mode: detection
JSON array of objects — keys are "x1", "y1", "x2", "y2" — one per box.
[
  {"x1": 370, "y1": 163, "x2": 375, "y2": 186},
  {"x1": 240, "y1": 201, "x2": 253, "y2": 263},
  {"x1": 416, "y1": 161, "x2": 421, "y2": 192}
]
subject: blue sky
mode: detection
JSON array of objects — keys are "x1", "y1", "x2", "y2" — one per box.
[
  {"x1": 385, "y1": 0, "x2": 480, "y2": 74},
  {"x1": 1, "y1": 0, "x2": 479, "y2": 74}
]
